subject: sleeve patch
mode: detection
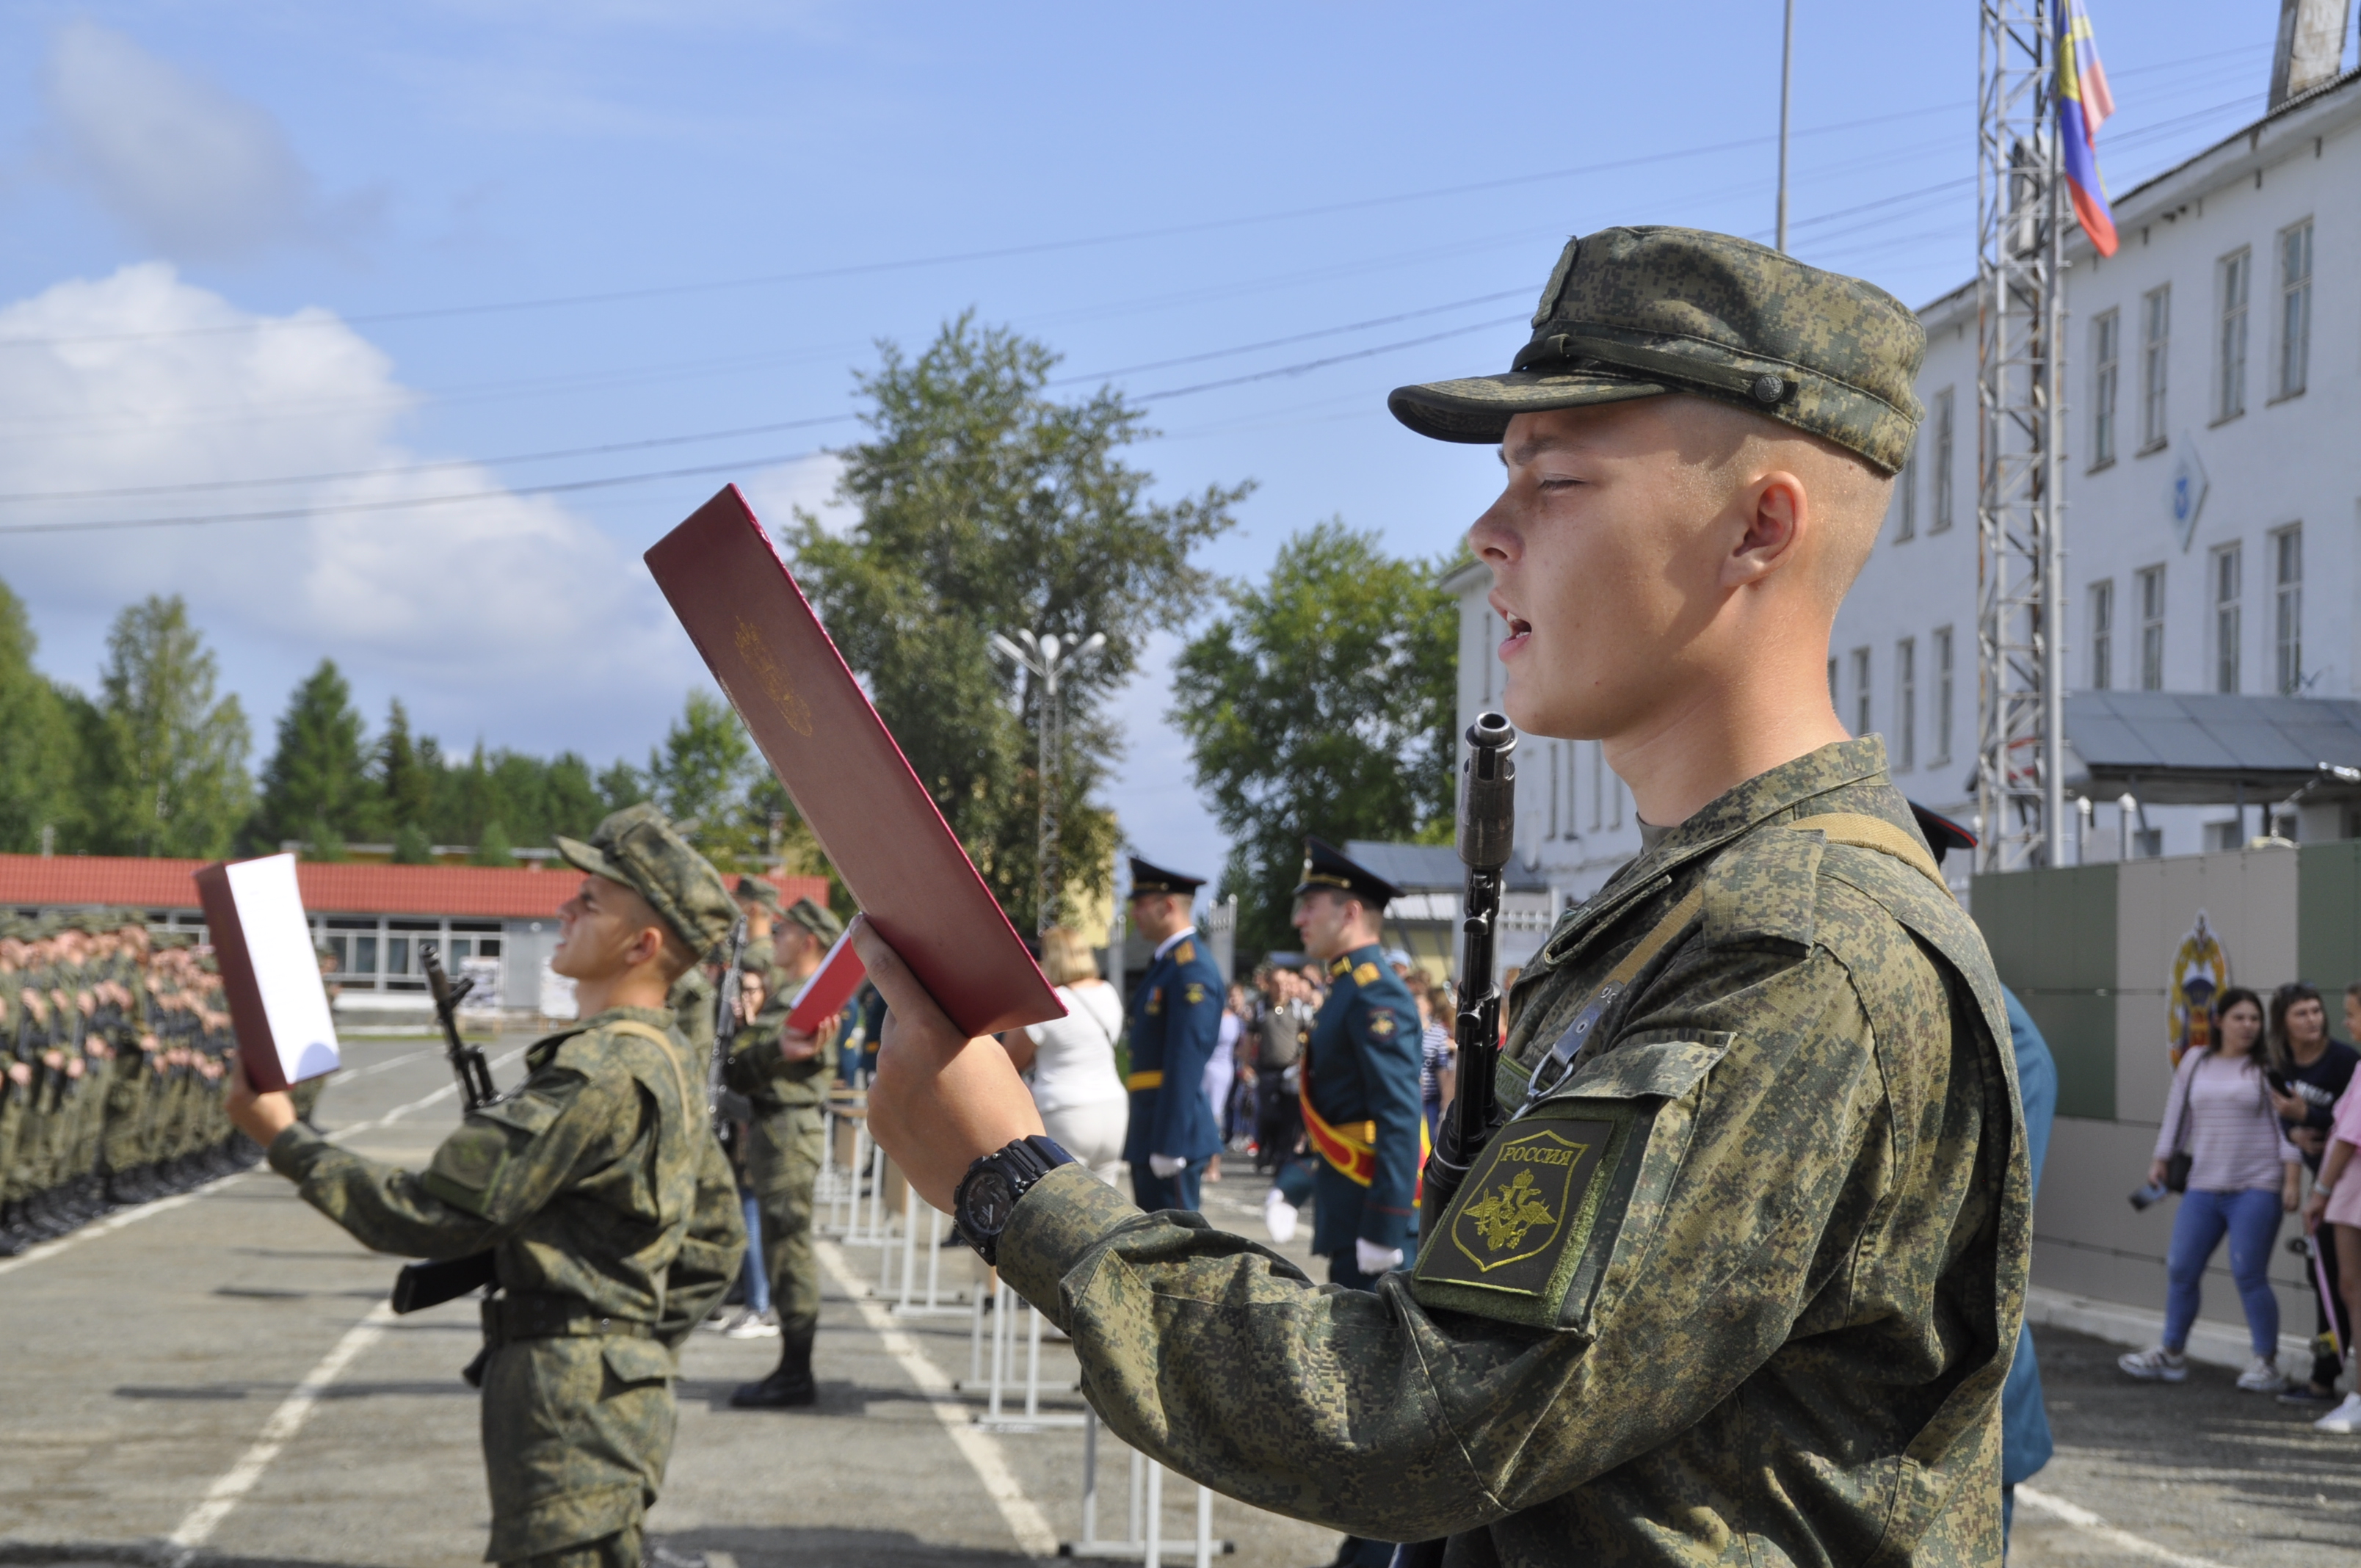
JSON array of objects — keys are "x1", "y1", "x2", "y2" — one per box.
[
  {"x1": 1367, "y1": 1011, "x2": 1396, "y2": 1037},
  {"x1": 1183, "y1": 981, "x2": 1206, "y2": 1006}
]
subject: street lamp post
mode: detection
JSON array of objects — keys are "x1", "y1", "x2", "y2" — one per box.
[{"x1": 990, "y1": 628, "x2": 1105, "y2": 932}]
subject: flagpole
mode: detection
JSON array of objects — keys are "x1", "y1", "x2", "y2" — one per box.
[{"x1": 1776, "y1": 0, "x2": 1795, "y2": 252}]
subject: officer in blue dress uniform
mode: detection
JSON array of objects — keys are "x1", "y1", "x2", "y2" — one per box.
[
  {"x1": 1120, "y1": 857, "x2": 1225, "y2": 1213},
  {"x1": 1288, "y1": 837, "x2": 1425, "y2": 1293}
]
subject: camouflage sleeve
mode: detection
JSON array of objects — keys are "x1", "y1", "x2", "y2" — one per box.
[
  {"x1": 726, "y1": 989, "x2": 831, "y2": 1093},
  {"x1": 997, "y1": 943, "x2": 1890, "y2": 1542},
  {"x1": 267, "y1": 1053, "x2": 637, "y2": 1259},
  {"x1": 658, "y1": 1125, "x2": 748, "y2": 1347}
]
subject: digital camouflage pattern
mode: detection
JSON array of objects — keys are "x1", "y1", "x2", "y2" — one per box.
[
  {"x1": 998, "y1": 739, "x2": 2028, "y2": 1565},
  {"x1": 269, "y1": 1006, "x2": 745, "y2": 1561},
  {"x1": 1388, "y1": 226, "x2": 1927, "y2": 474}
]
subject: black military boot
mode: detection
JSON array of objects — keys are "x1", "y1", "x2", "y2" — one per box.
[{"x1": 729, "y1": 1325, "x2": 816, "y2": 1408}]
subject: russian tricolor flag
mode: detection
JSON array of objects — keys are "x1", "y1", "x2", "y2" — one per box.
[{"x1": 2058, "y1": 0, "x2": 2118, "y2": 256}]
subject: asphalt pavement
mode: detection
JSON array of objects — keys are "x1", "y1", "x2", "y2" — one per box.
[{"x1": 4, "y1": 1031, "x2": 2357, "y2": 1568}]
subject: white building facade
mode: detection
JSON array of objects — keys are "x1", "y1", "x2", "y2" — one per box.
[{"x1": 1450, "y1": 68, "x2": 2361, "y2": 904}]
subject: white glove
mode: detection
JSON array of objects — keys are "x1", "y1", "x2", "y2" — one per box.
[
  {"x1": 1354, "y1": 1238, "x2": 1405, "y2": 1277},
  {"x1": 1263, "y1": 1186, "x2": 1300, "y2": 1244},
  {"x1": 1148, "y1": 1153, "x2": 1188, "y2": 1178}
]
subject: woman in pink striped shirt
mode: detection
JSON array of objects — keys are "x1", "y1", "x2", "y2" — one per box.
[{"x1": 2119, "y1": 986, "x2": 2303, "y2": 1391}]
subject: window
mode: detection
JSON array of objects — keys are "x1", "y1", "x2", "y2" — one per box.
[
  {"x1": 2133, "y1": 827, "x2": 2164, "y2": 858},
  {"x1": 2141, "y1": 286, "x2": 2171, "y2": 451},
  {"x1": 2089, "y1": 579, "x2": 2114, "y2": 690},
  {"x1": 1851, "y1": 647, "x2": 1872, "y2": 738},
  {"x1": 1932, "y1": 626, "x2": 1955, "y2": 764},
  {"x1": 1611, "y1": 771, "x2": 1623, "y2": 830},
  {"x1": 2275, "y1": 524, "x2": 2304, "y2": 693},
  {"x1": 1931, "y1": 388, "x2": 1956, "y2": 532},
  {"x1": 2215, "y1": 249, "x2": 2249, "y2": 423},
  {"x1": 2207, "y1": 820, "x2": 2246, "y2": 854},
  {"x1": 2092, "y1": 309, "x2": 2120, "y2": 467},
  {"x1": 1548, "y1": 742, "x2": 1561, "y2": 838},
  {"x1": 2211, "y1": 543, "x2": 2241, "y2": 693},
  {"x1": 1894, "y1": 435, "x2": 1918, "y2": 540},
  {"x1": 2138, "y1": 565, "x2": 2166, "y2": 690},
  {"x1": 1589, "y1": 741, "x2": 1603, "y2": 832},
  {"x1": 1827, "y1": 656, "x2": 1838, "y2": 711},
  {"x1": 2277, "y1": 219, "x2": 2313, "y2": 400},
  {"x1": 1896, "y1": 638, "x2": 1917, "y2": 772}
]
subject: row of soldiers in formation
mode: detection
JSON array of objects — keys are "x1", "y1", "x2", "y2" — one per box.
[{"x1": 0, "y1": 912, "x2": 261, "y2": 1255}]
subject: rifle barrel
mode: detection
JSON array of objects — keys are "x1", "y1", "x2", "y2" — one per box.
[{"x1": 1446, "y1": 713, "x2": 1517, "y2": 1177}]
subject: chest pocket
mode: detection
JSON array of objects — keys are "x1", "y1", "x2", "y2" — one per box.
[{"x1": 1411, "y1": 1031, "x2": 1734, "y2": 1335}]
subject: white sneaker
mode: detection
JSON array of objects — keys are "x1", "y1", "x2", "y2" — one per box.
[
  {"x1": 2237, "y1": 1355, "x2": 2288, "y2": 1393},
  {"x1": 1263, "y1": 1187, "x2": 1299, "y2": 1244},
  {"x1": 723, "y1": 1307, "x2": 780, "y2": 1340},
  {"x1": 2314, "y1": 1392, "x2": 2361, "y2": 1433},
  {"x1": 2117, "y1": 1346, "x2": 2188, "y2": 1382}
]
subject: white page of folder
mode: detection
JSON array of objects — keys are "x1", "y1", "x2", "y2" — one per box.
[{"x1": 225, "y1": 853, "x2": 341, "y2": 1082}]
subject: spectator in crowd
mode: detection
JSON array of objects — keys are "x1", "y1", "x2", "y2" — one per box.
[
  {"x1": 2302, "y1": 1035, "x2": 2361, "y2": 1431},
  {"x1": 1999, "y1": 986, "x2": 2058, "y2": 1552},
  {"x1": 2119, "y1": 985, "x2": 2304, "y2": 1391},
  {"x1": 995, "y1": 926, "x2": 1127, "y2": 1186},
  {"x1": 1203, "y1": 986, "x2": 1242, "y2": 1183},
  {"x1": 1253, "y1": 967, "x2": 1310, "y2": 1173},
  {"x1": 1418, "y1": 982, "x2": 1454, "y2": 1150},
  {"x1": 2264, "y1": 979, "x2": 2359, "y2": 1408}
]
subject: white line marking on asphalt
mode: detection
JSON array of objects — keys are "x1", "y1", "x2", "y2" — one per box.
[
  {"x1": 0, "y1": 1046, "x2": 530, "y2": 1279},
  {"x1": 167, "y1": 1300, "x2": 396, "y2": 1557},
  {"x1": 817, "y1": 1239, "x2": 1059, "y2": 1557},
  {"x1": 2014, "y1": 1484, "x2": 2235, "y2": 1568},
  {"x1": 325, "y1": 1046, "x2": 438, "y2": 1084}
]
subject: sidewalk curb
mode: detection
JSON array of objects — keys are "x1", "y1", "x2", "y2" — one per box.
[{"x1": 2025, "y1": 1284, "x2": 2316, "y2": 1376}]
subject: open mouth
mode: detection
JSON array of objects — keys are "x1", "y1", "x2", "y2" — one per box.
[{"x1": 1499, "y1": 615, "x2": 1533, "y2": 658}]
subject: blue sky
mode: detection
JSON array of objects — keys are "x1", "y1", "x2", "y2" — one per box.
[{"x1": 0, "y1": 0, "x2": 2315, "y2": 879}]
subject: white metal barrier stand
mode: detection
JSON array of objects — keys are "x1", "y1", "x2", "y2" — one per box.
[
  {"x1": 973, "y1": 1279, "x2": 1084, "y2": 1431},
  {"x1": 892, "y1": 1197, "x2": 965, "y2": 1315},
  {"x1": 1062, "y1": 1407, "x2": 1230, "y2": 1561}
]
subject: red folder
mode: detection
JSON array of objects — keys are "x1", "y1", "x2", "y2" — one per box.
[
  {"x1": 645, "y1": 485, "x2": 1064, "y2": 1037},
  {"x1": 193, "y1": 852, "x2": 342, "y2": 1092},
  {"x1": 786, "y1": 928, "x2": 867, "y2": 1036}
]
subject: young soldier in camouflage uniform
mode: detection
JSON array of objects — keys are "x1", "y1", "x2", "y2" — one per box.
[
  {"x1": 852, "y1": 229, "x2": 2028, "y2": 1566},
  {"x1": 725, "y1": 895, "x2": 843, "y2": 1407},
  {"x1": 230, "y1": 803, "x2": 747, "y2": 1568}
]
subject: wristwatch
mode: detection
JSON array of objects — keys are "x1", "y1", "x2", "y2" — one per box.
[{"x1": 953, "y1": 1136, "x2": 1076, "y2": 1266}]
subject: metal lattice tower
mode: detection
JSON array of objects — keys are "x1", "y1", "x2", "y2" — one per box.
[{"x1": 1976, "y1": 0, "x2": 2067, "y2": 872}]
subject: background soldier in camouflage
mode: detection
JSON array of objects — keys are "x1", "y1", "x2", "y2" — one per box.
[
  {"x1": 725, "y1": 895, "x2": 842, "y2": 1407},
  {"x1": 850, "y1": 229, "x2": 2029, "y2": 1565},
  {"x1": 229, "y1": 803, "x2": 747, "y2": 1568}
]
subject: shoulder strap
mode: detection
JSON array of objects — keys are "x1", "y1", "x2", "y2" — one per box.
[
  {"x1": 600, "y1": 1018, "x2": 697, "y2": 1123},
  {"x1": 1788, "y1": 811, "x2": 1949, "y2": 894}
]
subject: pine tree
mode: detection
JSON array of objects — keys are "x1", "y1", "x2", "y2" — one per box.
[
  {"x1": 250, "y1": 660, "x2": 371, "y2": 852},
  {"x1": 83, "y1": 596, "x2": 252, "y2": 859},
  {"x1": 0, "y1": 578, "x2": 81, "y2": 852},
  {"x1": 376, "y1": 700, "x2": 437, "y2": 839}
]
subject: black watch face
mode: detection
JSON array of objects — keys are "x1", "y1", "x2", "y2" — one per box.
[{"x1": 965, "y1": 1169, "x2": 1018, "y2": 1235}]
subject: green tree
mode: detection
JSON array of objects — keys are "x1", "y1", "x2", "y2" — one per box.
[
  {"x1": 81, "y1": 596, "x2": 252, "y2": 858},
  {"x1": 472, "y1": 821, "x2": 515, "y2": 866},
  {"x1": 789, "y1": 313, "x2": 1247, "y2": 929},
  {"x1": 648, "y1": 689, "x2": 758, "y2": 864},
  {"x1": 596, "y1": 757, "x2": 647, "y2": 814},
  {"x1": 250, "y1": 660, "x2": 372, "y2": 853},
  {"x1": 0, "y1": 578, "x2": 82, "y2": 852},
  {"x1": 375, "y1": 700, "x2": 437, "y2": 838},
  {"x1": 1171, "y1": 521, "x2": 1458, "y2": 957},
  {"x1": 391, "y1": 822, "x2": 435, "y2": 864}
]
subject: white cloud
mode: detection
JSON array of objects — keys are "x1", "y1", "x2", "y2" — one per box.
[
  {"x1": 39, "y1": 21, "x2": 370, "y2": 261},
  {"x1": 739, "y1": 452, "x2": 854, "y2": 539},
  {"x1": 0, "y1": 264, "x2": 693, "y2": 749}
]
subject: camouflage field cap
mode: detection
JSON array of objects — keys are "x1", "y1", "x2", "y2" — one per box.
[
  {"x1": 1388, "y1": 226, "x2": 1926, "y2": 473},
  {"x1": 733, "y1": 875, "x2": 785, "y2": 918},
  {"x1": 782, "y1": 896, "x2": 843, "y2": 943},
  {"x1": 554, "y1": 802, "x2": 738, "y2": 959}
]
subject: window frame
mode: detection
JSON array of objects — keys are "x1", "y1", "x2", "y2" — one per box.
[
  {"x1": 2138, "y1": 565, "x2": 2166, "y2": 691},
  {"x1": 2274, "y1": 523, "x2": 2304, "y2": 694},
  {"x1": 2089, "y1": 578, "x2": 2114, "y2": 691},
  {"x1": 1851, "y1": 646, "x2": 1872, "y2": 739},
  {"x1": 1930, "y1": 388, "x2": 1956, "y2": 533},
  {"x1": 2091, "y1": 308, "x2": 2120, "y2": 469},
  {"x1": 2275, "y1": 218, "x2": 2313, "y2": 402},
  {"x1": 2140, "y1": 285, "x2": 2171, "y2": 454},
  {"x1": 1896, "y1": 637, "x2": 1917, "y2": 772},
  {"x1": 1932, "y1": 625, "x2": 1955, "y2": 766},
  {"x1": 2214, "y1": 248, "x2": 2249, "y2": 425},
  {"x1": 2211, "y1": 542, "x2": 2241, "y2": 694}
]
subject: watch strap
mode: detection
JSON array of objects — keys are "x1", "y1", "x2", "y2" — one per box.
[{"x1": 957, "y1": 1136, "x2": 1076, "y2": 1266}]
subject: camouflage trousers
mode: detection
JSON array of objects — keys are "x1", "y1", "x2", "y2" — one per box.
[
  {"x1": 504, "y1": 1527, "x2": 639, "y2": 1568},
  {"x1": 744, "y1": 1103, "x2": 824, "y2": 1339},
  {"x1": 479, "y1": 1333, "x2": 676, "y2": 1564}
]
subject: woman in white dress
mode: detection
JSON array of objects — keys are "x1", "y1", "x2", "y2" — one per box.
[{"x1": 998, "y1": 926, "x2": 1128, "y2": 1186}]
